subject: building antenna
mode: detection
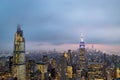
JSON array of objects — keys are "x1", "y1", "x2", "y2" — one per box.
[{"x1": 80, "y1": 33, "x2": 84, "y2": 42}]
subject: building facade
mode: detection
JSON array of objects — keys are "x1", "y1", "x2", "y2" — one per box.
[
  {"x1": 79, "y1": 35, "x2": 86, "y2": 69},
  {"x1": 79, "y1": 35, "x2": 87, "y2": 79},
  {"x1": 13, "y1": 25, "x2": 26, "y2": 80}
]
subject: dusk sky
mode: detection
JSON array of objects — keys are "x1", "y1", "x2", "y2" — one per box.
[{"x1": 0, "y1": 0, "x2": 120, "y2": 54}]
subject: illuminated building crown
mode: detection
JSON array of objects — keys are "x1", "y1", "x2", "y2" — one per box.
[{"x1": 79, "y1": 34, "x2": 85, "y2": 48}]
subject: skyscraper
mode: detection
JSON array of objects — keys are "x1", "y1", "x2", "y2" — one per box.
[
  {"x1": 13, "y1": 25, "x2": 26, "y2": 80},
  {"x1": 79, "y1": 34, "x2": 87, "y2": 79},
  {"x1": 79, "y1": 34, "x2": 86, "y2": 69}
]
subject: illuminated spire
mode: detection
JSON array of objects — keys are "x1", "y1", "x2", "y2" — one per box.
[{"x1": 80, "y1": 33, "x2": 84, "y2": 42}]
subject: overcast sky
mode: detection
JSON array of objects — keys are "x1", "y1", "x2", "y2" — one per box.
[{"x1": 0, "y1": 0, "x2": 120, "y2": 52}]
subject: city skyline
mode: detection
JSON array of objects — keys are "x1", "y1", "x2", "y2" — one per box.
[{"x1": 0, "y1": 0, "x2": 120, "y2": 54}]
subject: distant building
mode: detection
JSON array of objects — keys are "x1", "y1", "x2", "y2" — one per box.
[
  {"x1": 36, "y1": 61, "x2": 48, "y2": 80},
  {"x1": 65, "y1": 50, "x2": 72, "y2": 65},
  {"x1": 57, "y1": 55, "x2": 68, "y2": 80},
  {"x1": 0, "y1": 56, "x2": 13, "y2": 78},
  {"x1": 13, "y1": 25, "x2": 26, "y2": 80},
  {"x1": 88, "y1": 62, "x2": 104, "y2": 80},
  {"x1": 67, "y1": 66, "x2": 73, "y2": 79},
  {"x1": 79, "y1": 35, "x2": 86, "y2": 69},
  {"x1": 26, "y1": 60, "x2": 36, "y2": 80},
  {"x1": 116, "y1": 66, "x2": 120, "y2": 78},
  {"x1": 79, "y1": 35, "x2": 87, "y2": 79},
  {"x1": 42, "y1": 55, "x2": 49, "y2": 62}
]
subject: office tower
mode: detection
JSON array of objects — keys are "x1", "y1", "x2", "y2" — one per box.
[
  {"x1": 88, "y1": 62, "x2": 104, "y2": 80},
  {"x1": 13, "y1": 25, "x2": 26, "y2": 80},
  {"x1": 79, "y1": 35, "x2": 86, "y2": 69},
  {"x1": 79, "y1": 35, "x2": 87, "y2": 80},
  {"x1": 116, "y1": 66, "x2": 120, "y2": 78},
  {"x1": 67, "y1": 49, "x2": 72, "y2": 65},
  {"x1": 42, "y1": 55, "x2": 49, "y2": 62},
  {"x1": 26, "y1": 60, "x2": 36, "y2": 80},
  {"x1": 57, "y1": 55, "x2": 68, "y2": 80},
  {"x1": 112, "y1": 54, "x2": 117, "y2": 66},
  {"x1": 9, "y1": 56, "x2": 13, "y2": 73}
]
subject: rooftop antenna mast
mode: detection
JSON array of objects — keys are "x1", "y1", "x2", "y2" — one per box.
[{"x1": 80, "y1": 33, "x2": 84, "y2": 42}]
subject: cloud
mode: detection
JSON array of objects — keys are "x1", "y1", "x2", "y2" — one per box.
[{"x1": 0, "y1": 0, "x2": 120, "y2": 51}]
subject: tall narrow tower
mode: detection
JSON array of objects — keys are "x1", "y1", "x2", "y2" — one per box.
[
  {"x1": 79, "y1": 34, "x2": 86, "y2": 69},
  {"x1": 13, "y1": 25, "x2": 26, "y2": 80}
]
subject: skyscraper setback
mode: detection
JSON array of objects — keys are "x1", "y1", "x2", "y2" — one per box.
[{"x1": 13, "y1": 25, "x2": 26, "y2": 80}]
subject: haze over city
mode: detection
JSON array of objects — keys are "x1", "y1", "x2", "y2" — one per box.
[{"x1": 0, "y1": 0, "x2": 120, "y2": 54}]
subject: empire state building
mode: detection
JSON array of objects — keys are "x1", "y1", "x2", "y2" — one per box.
[{"x1": 79, "y1": 34, "x2": 86, "y2": 70}]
